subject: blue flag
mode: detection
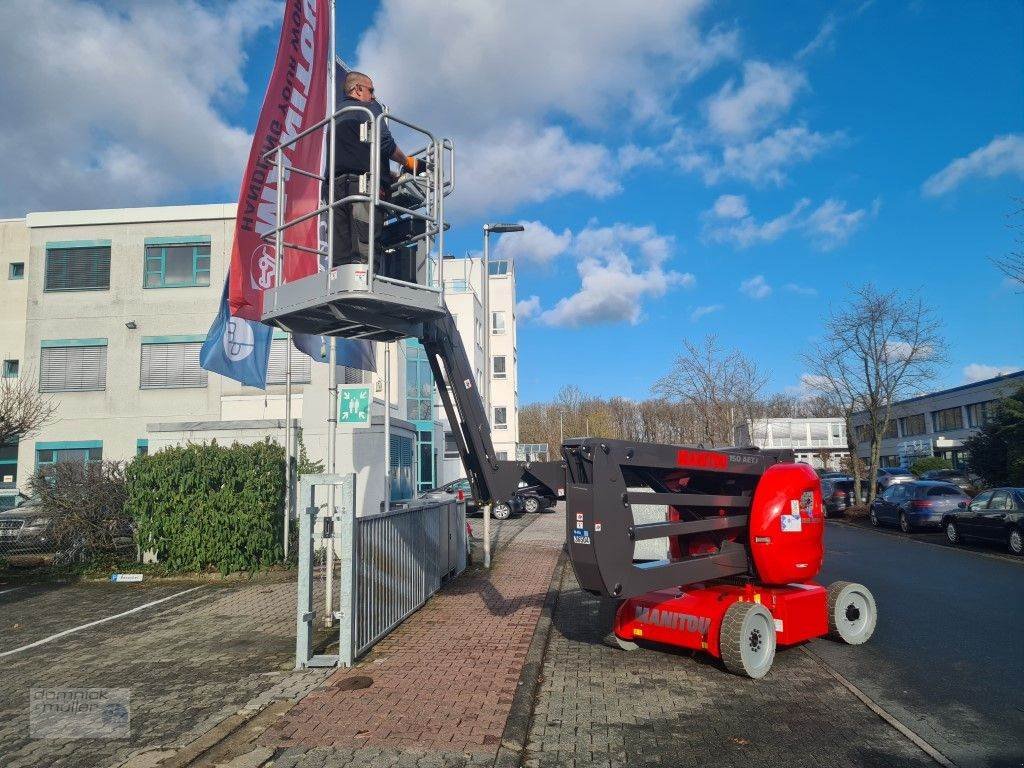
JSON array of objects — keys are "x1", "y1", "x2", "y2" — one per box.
[
  {"x1": 201, "y1": 279, "x2": 273, "y2": 388},
  {"x1": 292, "y1": 333, "x2": 376, "y2": 372}
]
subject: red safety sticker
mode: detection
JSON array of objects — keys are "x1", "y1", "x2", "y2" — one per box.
[{"x1": 676, "y1": 449, "x2": 728, "y2": 470}]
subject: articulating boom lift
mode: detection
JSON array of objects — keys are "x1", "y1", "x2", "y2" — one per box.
[{"x1": 261, "y1": 106, "x2": 877, "y2": 679}]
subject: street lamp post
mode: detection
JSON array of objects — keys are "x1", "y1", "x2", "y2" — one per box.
[{"x1": 481, "y1": 222, "x2": 524, "y2": 569}]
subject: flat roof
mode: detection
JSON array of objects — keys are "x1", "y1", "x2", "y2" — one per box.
[
  {"x1": 854, "y1": 369, "x2": 1024, "y2": 418},
  {"x1": 25, "y1": 203, "x2": 237, "y2": 229}
]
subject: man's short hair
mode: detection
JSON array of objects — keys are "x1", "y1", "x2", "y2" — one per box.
[{"x1": 345, "y1": 71, "x2": 371, "y2": 94}]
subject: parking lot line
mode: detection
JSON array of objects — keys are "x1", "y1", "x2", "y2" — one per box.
[{"x1": 0, "y1": 585, "x2": 204, "y2": 658}]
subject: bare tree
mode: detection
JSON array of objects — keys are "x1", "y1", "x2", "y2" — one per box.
[
  {"x1": 653, "y1": 335, "x2": 766, "y2": 447},
  {"x1": 992, "y1": 198, "x2": 1024, "y2": 289},
  {"x1": 806, "y1": 284, "x2": 945, "y2": 503},
  {"x1": 0, "y1": 369, "x2": 58, "y2": 448}
]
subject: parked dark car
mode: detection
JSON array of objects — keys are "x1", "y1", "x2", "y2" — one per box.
[
  {"x1": 918, "y1": 469, "x2": 975, "y2": 494},
  {"x1": 942, "y1": 487, "x2": 1024, "y2": 556},
  {"x1": 869, "y1": 481, "x2": 970, "y2": 532},
  {"x1": 515, "y1": 483, "x2": 557, "y2": 514},
  {"x1": 818, "y1": 471, "x2": 851, "y2": 480},
  {"x1": 876, "y1": 466, "x2": 915, "y2": 492},
  {"x1": 820, "y1": 476, "x2": 867, "y2": 517},
  {"x1": 416, "y1": 478, "x2": 522, "y2": 520},
  {"x1": 0, "y1": 497, "x2": 134, "y2": 564}
]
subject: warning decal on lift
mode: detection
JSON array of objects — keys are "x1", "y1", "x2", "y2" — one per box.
[
  {"x1": 781, "y1": 513, "x2": 802, "y2": 533},
  {"x1": 572, "y1": 528, "x2": 591, "y2": 545}
]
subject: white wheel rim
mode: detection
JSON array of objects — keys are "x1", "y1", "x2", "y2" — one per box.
[
  {"x1": 837, "y1": 587, "x2": 874, "y2": 643},
  {"x1": 740, "y1": 610, "x2": 774, "y2": 675},
  {"x1": 1011, "y1": 530, "x2": 1022, "y2": 554},
  {"x1": 946, "y1": 523, "x2": 957, "y2": 542}
]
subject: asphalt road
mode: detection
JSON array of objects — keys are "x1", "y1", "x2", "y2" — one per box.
[{"x1": 813, "y1": 522, "x2": 1024, "y2": 768}]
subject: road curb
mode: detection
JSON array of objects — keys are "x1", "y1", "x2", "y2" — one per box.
[
  {"x1": 827, "y1": 519, "x2": 1024, "y2": 567},
  {"x1": 493, "y1": 550, "x2": 567, "y2": 768},
  {"x1": 800, "y1": 646, "x2": 956, "y2": 767}
]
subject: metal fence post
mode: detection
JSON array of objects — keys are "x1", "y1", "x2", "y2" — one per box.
[
  {"x1": 337, "y1": 473, "x2": 357, "y2": 666},
  {"x1": 295, "y1": 478, "x2": 317, "y2": 669}
]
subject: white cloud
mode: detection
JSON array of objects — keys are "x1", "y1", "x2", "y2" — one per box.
[
  {"x1": 0, "y1": 0, "x2": 279, "y2": 216},
  {"x1": 705, "y1": 61, "x2": 807, "y2": 139},
  {"x1": 356, "y1": 0, "x2": 737, "y2": 216},
  {"x1": 703, "y1": 196, "x2": 873, "y2": 250},
  {"x1": 795, "y1": 15, "x2": 839, "y2": 60},
  {"x1": 710, "y1": 126, "x2": 842, "y2": 186},
  {"x1": 786, "y1": 372, "x2": 832, "y2": 399},
  {"x1": 491, "y1": 220, "x2": 572, "y2": 266},
  {"x1": 784, "y1": 283, "x2": 818, "y2": 296},
  {"x1": 963, "y1": 364, "x2": 1022, "y2": 383},
  {"x1": 739, "y1": 275, "x2": 772, "y2": 299},
  {"x1": 710, "y1": 194, "x2": 749, "y2": 219},
  {"x1": 538, "y1": 223, "x2": 694, "y2": 328},
  {"x1": 516, "y1": 295, "x2": 542, "y2": 320},
  {"x1": 691, "y1": 304, "x2": 724, "y2": 322},
  {"x1": 922, "y1": 134, "x2": 1024, "y2": 197}
]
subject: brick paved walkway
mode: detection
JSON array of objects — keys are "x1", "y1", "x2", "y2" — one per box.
[
  {"x1": 262, "y1": 512, "x2": 563, "y2": 765},
  {"x1": 525, "y1": 566, "x2": 935, "y2": 768}
]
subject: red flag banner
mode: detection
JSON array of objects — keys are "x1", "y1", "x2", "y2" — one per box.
[{"x1": 229, "y1": 0, "x2": 330, "y2": 320}]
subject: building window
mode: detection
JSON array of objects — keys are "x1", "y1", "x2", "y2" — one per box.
[
  {"x1": 36, "y1": 442, "x2": 102, "y2": 468},
  {"x1": 475, "y1": 318, "x2": 483, "y2": 348},
  {"x1": 494, "y1": 406, "x2": 508, "y2": 430},
  {"x1": 136, "y1": 439, "x2": 149, "y2": 457},
  {"x1": 405, "y1": 340, "x2": 434, "y2": 421},
  {"x1": 0, "y1": 441, "x2": 17, "y2": 489},
  {"x1": 389, "y1": 433, "x2": 415, "y2": 502},
  {"x1": 8, "y1": 262, "x2": 24, "y2": 280},
  {"x1": 491, "y1": 311, "x2": 506, "y2": 334},
  {"x1": 2, "y1": 359, "x2": 18, "y2": 378},
  {"x1": 931, "y1": 406, "x2": 964, "y2": 432},
  {"x1": 967, "y1": 401, "x2": 994, "y2": 428},
  {"x1": 343, "y1": 366, "x2": 368, "y2": 384},
  {"x1": 493, "y1": 355, "x2": 506, "y2": 379},
  {"x1": 40, "y1": 340, "x2": 107, "y2": 392},
  {"x1": 144, "y1": 240, "x2": 211, "y2": 288},
  {"x1": 496, "y1": 451, "x2": 508, "y2": 461},
  {"x1": 444, "y1": 431, "x2": 460, "y2": 459},
  {"x1": 140, "y1": 338, "x2": 207, "y2": 389},
  {"x1": 266, "y1": 338, "x2": 312, "y2": 385},
  {"x1": 44, "y1": 242, "x2": 111, "y2": 292},
  {"x1": 899, "y1": 413, "x2": 927, "y2": 437},
  {"x1": 488, "y1": 260, "x2": 509, "y2": 276},
  {"x1": 416, "y1": 430, "x2": 434, "y2": 491}
]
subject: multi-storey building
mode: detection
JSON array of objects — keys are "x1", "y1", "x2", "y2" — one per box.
[
  {"x1": 0, "y1": 205, "x2": 520, "y2": 509},
  {"x1": 850, "y1": 370, "x2": 1024, "y2": 468},
  {"x1": 734, "y1": 417, "x2": 850, "y2": 470}
]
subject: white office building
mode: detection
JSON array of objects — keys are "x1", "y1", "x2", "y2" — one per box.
[
  {"x1": 850, "y1": 371, "x2": 1024, "y2": 469},
  {"x1": 0, "y1": 205, "x2": 520, "y2": 510},
  {"x1": 734, "y1": 417, "x2": 850, "y2": 470}
]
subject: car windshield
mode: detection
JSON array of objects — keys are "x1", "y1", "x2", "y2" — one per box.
[{"x1": 927, "y1": 486, "x2": 962, "y2": 497}]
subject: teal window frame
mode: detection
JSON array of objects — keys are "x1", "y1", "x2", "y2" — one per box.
[
  {"x1": 8, "y1": 262, "x2": 24, "y2": 280},
  {"x1": 136, "y1": 439, "x2": 149, "y2": 456},
  {"x1": 44, "y1": 240, "x2": 112, "y2": 292},
  {"x1": 35, "y1": 440, "x2": 102, "y2": 468},
  {"x1": 0, "y1": 439, "x2": 17, "y2": 489},
  {"x1": 2, "y1": 359, "x2": 17, "y2": 378},
  {"x1": 143, "y1": 237, "x2": 212, "y2": 289}
]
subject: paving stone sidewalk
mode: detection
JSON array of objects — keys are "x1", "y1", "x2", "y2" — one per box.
[
  {"x1": 524, "y1": 566, "x2": 935, "y2": 768},
  {"x1": 261, "y1": 512, "x2": 564, "y2": 767}
]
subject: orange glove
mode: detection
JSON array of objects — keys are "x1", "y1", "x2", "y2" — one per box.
[{"x1": 404, "y1": 156, "x2": 427, "y2": 175}]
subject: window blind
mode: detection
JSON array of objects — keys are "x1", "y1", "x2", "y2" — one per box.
[
  {"x1": 140, "y1": 342, "x2": 207, "y2": 389},
  {"x1": 40, "y1": 346, "x2": 107, "y2": 392}
]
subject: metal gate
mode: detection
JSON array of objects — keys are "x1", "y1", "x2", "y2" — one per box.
[{"x1": 295, "y1": 473, "x2": 466, "y2": 668}]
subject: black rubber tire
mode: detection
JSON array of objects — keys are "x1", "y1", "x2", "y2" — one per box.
[
  {"x1": 899, "y1": 512, "x2": 911, "y2": 534},
  {"x1": 1009, "y1": 528, "x2": 1023, "y2": 556},
  {"x1": 523, "y1": 497, "x2": 541, "y2": 514},
  {"x1": 945, "y1": 520, "x2": 960, "y2": 545},
  {"x1": 869, "y1": 509, "x2": 879, "y2": 527},
  {"x1": 492, "y1": 503, "x2": 512, "y2": 521},
  {"x1": 827, "y1": 581, "x2": 877, "y2": 645},
  {"x1": 719, "y1": 602, "x2": 776, "y2": 679}
]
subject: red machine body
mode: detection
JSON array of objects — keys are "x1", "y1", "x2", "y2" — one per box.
[
  {"x1": 614, "y1": 582, "x2": 828, "y2": 658},
  {"x1": 614, "y1": 462, "x2": 833, "y2": 666}
]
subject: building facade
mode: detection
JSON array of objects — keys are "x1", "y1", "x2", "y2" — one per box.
[
  {"x1": 850, "y1": 371, "x2": 1024, "y2": 469},
  {"x1": 0, "y1": 205, "x2": 520, "y2": 509},
  {"x1": 734, "y1": 417, "x2": 850, "y2": 470}
]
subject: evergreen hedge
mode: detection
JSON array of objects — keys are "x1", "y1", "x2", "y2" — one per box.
[{"x1": 125, "y1": 440, "x2": 285, "y2": 574}]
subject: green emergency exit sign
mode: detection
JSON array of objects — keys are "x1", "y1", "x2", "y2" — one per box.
[{"x1": 338, "y1": 385, "x2": 371, "y2": 425}]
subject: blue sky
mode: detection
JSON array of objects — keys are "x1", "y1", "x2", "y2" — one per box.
[{"x1": 2, "y1": 0, "x2": 1022, "y2": 403}]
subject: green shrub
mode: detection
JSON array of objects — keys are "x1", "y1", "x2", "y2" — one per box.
[
  {"x1": 910, "y1": 456, "x2": 952, "y2": 476},
  {"x1": 125, "y1": 440, "x2": 285, "y2": 574}
]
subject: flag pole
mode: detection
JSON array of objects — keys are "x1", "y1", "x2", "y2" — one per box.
[
  {"x1": 324, "y1": 0, "x2": 339, "y2": 629},
  {"x1": 285, "y1": 335, "x2": 292, "y2": 559}
]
